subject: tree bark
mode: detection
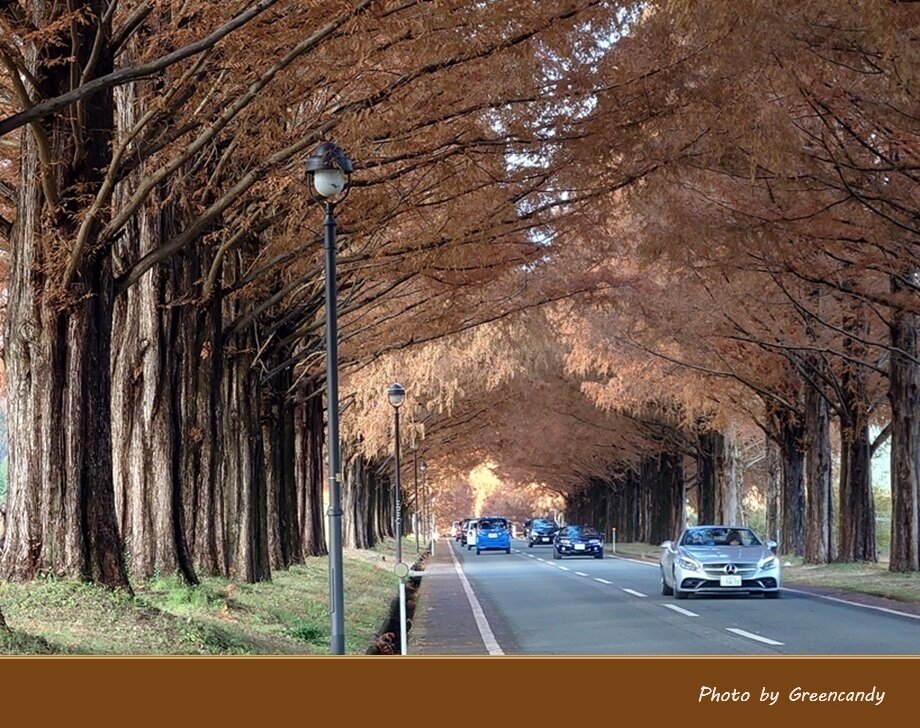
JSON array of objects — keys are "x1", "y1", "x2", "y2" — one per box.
[
  {"x1": 297, "y1": 389, "x2": 327, "y2": 557},
  {"x1": 765, "y1": 438, "x2": 781, "y2": 543},
  {"x1": 776, "y1": 408, "x2": 806, "y2": 556},
  {"x1": 696, "y1": 430, "x2": 717, "y2": 525},
  {"x1": 804, "y1": 377, "x2": 834, "y2": 564},
  {"x1": 889, "y1": 273, "x2": 920, "y2": 572},
  {"x1": 1, "y1": 2, "x2": 129, "y2": 590},
  {"x1": 837, "y1": 302, "x2": 876, "y2": 562}
]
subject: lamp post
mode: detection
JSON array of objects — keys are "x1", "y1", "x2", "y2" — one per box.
[
  {"x1": 410, "y1": 439, "x2": 420, "y2": 554},
  {"x1": 387, "y1": 383, "x2": 406, "y2": 563},
  {"x1": 306, "y1": 141, "x2": 353, "y2": 656},
  {"x1": 387, "y1": 382, "x2": 407, "y2": 655},
  {"x1": 420, "y1": 460, "x2": 428, "y2": 545}
]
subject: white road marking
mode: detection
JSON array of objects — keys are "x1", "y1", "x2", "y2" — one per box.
[
  {"x1": 575, "y1": 571, "x2": 589, "y2": 577},
  {"x1": 622, "y1": 588, "x2": 647, "y2": 598},
  {"x1": 594, "y1": 578, "x2": 613, "y2": 585},
  {"x1": 537, "y1": 558, "x2": 546, "y2": 562},
  {"x1": 783, "y1": 587, "x2": 920, "y2": 621},
  {"x1": 663, "y1": 604, "x2": 698, "y2": 617},
  {"x1": 526, "y1": 554, "x2": 535, "y2": 558},
  {"x1": 557, "y1": 565, "x2": 570, "y2": 571},
  {"x1": 726, "y1": 628, "x2": 784, "y2": 646},
  {"x1": 447, "y1": 541, "x2": 504, "y2": 655}
]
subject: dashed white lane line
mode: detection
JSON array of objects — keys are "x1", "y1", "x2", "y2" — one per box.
[
  {"x1": 575, "y1": 571, "x2": 589, "y2": 577},
  {"x1": 448, "y1": 543, "x2": 504, "y2": 655},
  {"x1": 594, "y1": 578, "x2": 613, "y2": 585},
  {"x1": 622, "y1": 588, "x2": 647, "y2": 598},
  {"x1": 537, "y1": 558, "x2": 546, "y2": 562},
  {"x1": 526, "y1": 554, "x2": 535, "y2": 558},
  {"x1": 557, "y1": 565, "x2": 570, "y2": 571},
  {"x1": 726, "y1": 628, "x2": 784, "y2": 646},
  {"x1": 663, "y1": 604, "x2": 699, "y2": 617}
]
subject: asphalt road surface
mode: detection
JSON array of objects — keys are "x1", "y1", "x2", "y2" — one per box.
[{"x1": 444, "y1": 538, "x2": 920, "y2": 654}]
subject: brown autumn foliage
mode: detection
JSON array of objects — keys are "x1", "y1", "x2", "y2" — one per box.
[{"x1": 0, "y1": 0, "x2": 917, "y2": 593}]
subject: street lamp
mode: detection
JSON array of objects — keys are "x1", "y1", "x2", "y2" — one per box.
[
  {"x1": 306, "y1": 140, "x2": 353, "y2": 656},
  {"x1": 387, "y1": 382, "x2": 406, "y2": 564},
  {"x1": 410, "y1": 438, "x2": 420, "y2": 554},
  {"x1": 420, "y1": 460, "x2": 428, "y2": 544},
  {"x1": 387, "y1": 382, "x2": 408, "y2": 655}
]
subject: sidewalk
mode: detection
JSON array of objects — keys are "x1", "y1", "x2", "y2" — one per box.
[{"x1": 411, "y1": 540, "x2": 488, "y2": 655}]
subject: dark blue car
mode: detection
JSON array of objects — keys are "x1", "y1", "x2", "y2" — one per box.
[
  {"x1": 553, "y1": 525, "x2": 605, "y2": 559},
  {"x1": 476, "y1": 517, "x2": 511, "y2": 554}
]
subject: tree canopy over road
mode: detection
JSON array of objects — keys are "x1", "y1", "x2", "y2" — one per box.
[{"x1": 0, "y1": 0, "x2": 917, "y2": 597}]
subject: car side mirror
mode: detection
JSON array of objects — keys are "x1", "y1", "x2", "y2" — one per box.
[
  {"x1": 660, "y1": 540, "x2": 672, "y2": 549},
  {"x1": 766, "y1": 540, "x2": 778, "y2": 554}
]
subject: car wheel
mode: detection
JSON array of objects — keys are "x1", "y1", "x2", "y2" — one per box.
[
  {"x1": 528, "y1": 542, "x2": 533, "y2": 548},
  {"x1": 660, "y1": 568, "x2": 673, "y2": 596},
  {"x1": 467, "y1": 544, "x2": 472, "y2": 550},
  {"x1": 595, "y1": 551, "x2": 604, "y2": 559},
  {"x1": 553, "y1": 549, "x2": 561, "y2": 560},
  {"x1": 476, "y1": 548, "x2": 481, "y2": 555},
  {"x1": 764, "y1": 590, "x2": 781, "y2": 599},
  {"x1": 505, "y1": 548, "x2": 511, "y2": 554}
]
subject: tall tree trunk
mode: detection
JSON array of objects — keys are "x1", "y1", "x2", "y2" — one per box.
[
  {"x1": 765, "y1": 438, "x2": 781, "y2": 543},
  {"x1": 1, "y1": 3, "x2": 129, "y2": 589},
  {"x1": 889, "y1": 273, "x2": 920, "y2": 572},
  {"x1": 837, "y1": 303, "x2": 876, "y2": 562},
  {"x1": 804, "y1": 378, "x2": 834, "y2": 564},
  {"x1": 648, "y1": 452, "x2": 683, "y2": 544},
  {"x1": 777, "y1": 408, "x2": 806, "y2": 556},
  {"x1": 696, "y1": 430, "x2": 717, "y2": 525},
  {"x1": 297, "y1": 388, "x2": 327, "y2": 557},
  {"x1": 712, "y1": 431, "x2": 741, "y2": 525}
]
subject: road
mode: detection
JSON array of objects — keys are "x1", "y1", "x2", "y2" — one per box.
[{"x1": 439, "y1": 538, "x2": 920, "y2": 654}]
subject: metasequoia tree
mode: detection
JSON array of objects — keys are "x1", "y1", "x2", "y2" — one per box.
[{"x1": 0, "y1": 0, "x2": 638, "y2": 585}]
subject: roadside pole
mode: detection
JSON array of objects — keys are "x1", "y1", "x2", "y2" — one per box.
[{"x1": 395, "y1": 562, "x2": 409, "y2": 655}]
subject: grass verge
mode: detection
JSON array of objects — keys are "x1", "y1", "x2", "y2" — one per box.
[{"x1": 0, "y1": 552, "x2": 398, "y2": 655}]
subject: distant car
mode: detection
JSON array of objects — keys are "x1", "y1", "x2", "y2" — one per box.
[
  {"x1": 553, "y1": 525, "x2": 604, "y2": 559},
  {"x1": 527, "y1": 518, "x2": 558, "y2": 547},
  {"x1": 476, "y1": 517, "x2": 511, "y2": 554},
  {"x1": 659, "y1": 525, "x2": 781, "y2": 599},
  {"x1": 465, "y1": 519, "x2": 479, "y2": 550},
  {"x1": 456, "y1": 518, "x2": 471, "y2": 542},
  {"x1": 450, "y1": 520, "x2": 462, "y2": 539}
]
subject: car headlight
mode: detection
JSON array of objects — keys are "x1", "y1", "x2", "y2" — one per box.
[
  {"x1": 678, "y1": 556, "x2": 702, "y2": 571},
  {"x1": 760, "y1": 555, "x2": 777, "y2": 570},
  {"x1": 560, "y1": 539, "x2": 571, "y2": 545},
  {"x1": 588, "y1": 539, "x2": 601, "y2": 545}
]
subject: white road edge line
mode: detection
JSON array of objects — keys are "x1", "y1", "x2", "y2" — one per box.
[
  {"x1": 575, "y1": 571, "x2": 589, "y2": 576},
  {"x1": 782, "y1": 587, "x2": 920, "y2": 622},
  {"x1": 594, "y1": 578, "x2": 613, "y2": 585},
  {"x1": 609, "y1": 555, "x2": 920, "y2": 623},
  {"x1": 726, "y1": 627, "x2": 784, "y2": 646},
  {"x1": 448, "y1": 543, "x2": 504, "y2": 655},
  {"x1": 622, "y1": 588, "x2": 647, "y2": 598},
  {"x1": 663, "y1": 604, "x2": 698, "y2": 617}
]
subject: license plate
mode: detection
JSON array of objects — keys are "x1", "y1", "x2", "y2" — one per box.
[
  {"x1": 488, "y1": 533, "x2": 497, "y2": 538},
  {"x1": 720, "y1": 575, "x2": 742, "y2": 587},
  {"x1": 542, "y1": 537, "x2": 550, "y2": 542},
  {"x1": 574, "y1": 543, "x2": 585, "y2": 551}
]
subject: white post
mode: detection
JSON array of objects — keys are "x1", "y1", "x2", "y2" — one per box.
[
  {"x1": 399, "y1": 579, "x2": 408, "y2": 655},
  {"x1": 611, "y1": 527, "x2": 617, "y2": 554}
]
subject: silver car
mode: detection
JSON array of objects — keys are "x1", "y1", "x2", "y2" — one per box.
[{"x1": 659, "y1": 525, "x2": 781, "y2": 599}]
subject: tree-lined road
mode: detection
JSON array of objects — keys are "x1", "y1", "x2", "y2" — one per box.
[{"x1": 445, "y1": 540, "x2": 920, "y2": 655}]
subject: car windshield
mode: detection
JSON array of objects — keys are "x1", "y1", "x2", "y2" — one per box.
[
  {"x1": 680, "y1": 527, "x2": 761, "y2": 547},
  {"x1": 478, "y1": 519, "x2": 507, "y2": 530},
  {"x1": 532, "y1": 520, "x2": 555, "y2": 530},
  {"x1": 565, "y1": 526, "x2": 600, "y2": 538}
]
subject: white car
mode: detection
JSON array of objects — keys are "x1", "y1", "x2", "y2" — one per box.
[
  {"x1": 465, "y1": 519, "x2": 479, "y2": 550},
  {"x1": 659, "y1": 525, "x2": 781, "y2": 599}
]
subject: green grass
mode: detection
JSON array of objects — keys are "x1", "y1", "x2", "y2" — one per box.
[
  {"x1": 608, "y1": 541, "x2": 920, "y2": 604},
  {"x1": 0, "y1": 553, "x2": 399, "y2": 655}
]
